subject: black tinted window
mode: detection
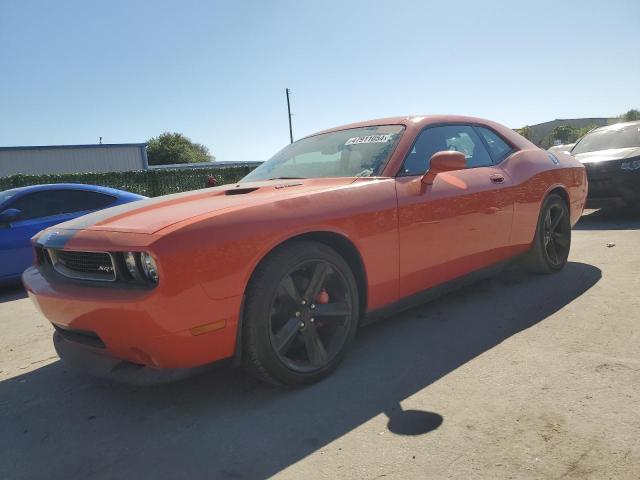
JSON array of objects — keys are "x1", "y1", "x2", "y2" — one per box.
[
  {"x1": 400, "y1": 125, "x2": 493, "y2": 175},
  {"x1": 476, "y1": 127, "x2": 513, "y2": 162},
  {"x1": 11, "y1": 190, "x2": 116, "y2": 220}
]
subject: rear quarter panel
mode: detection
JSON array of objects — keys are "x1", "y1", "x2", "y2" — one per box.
[{"x1": 505, "y1": 149, "x2": 587, "y2": 246}]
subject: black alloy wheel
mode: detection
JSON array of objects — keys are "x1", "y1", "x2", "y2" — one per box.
[
  {"x1": 542, "y1": 202, "x2": 571, "y2": 268},
  {"x1": 525, "y1": 193, "x2": 571, "y2": 273},
  {"x1": 243, "y1": 241, "x2": 359, "y2": 386},
  {"x1": 269, "y1": 260, "x2": 353, "y2": 373}
]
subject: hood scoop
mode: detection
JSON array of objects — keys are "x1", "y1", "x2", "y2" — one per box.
[{"x1": 224, "y1": 187, "x2": 260, "y2": 195}]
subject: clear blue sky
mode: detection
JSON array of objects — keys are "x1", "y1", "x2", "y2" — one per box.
[{"x1": 1, "y1": 0, "x2": 639, "y2": 161}]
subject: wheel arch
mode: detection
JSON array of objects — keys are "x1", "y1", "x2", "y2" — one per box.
[
  {"x1": 517, "y1": 183, "x2": 571, "y2": 251},
  {"x1": 523, "y1": 183, "x2": 572, "y2": 273},
  {"x1": 547, "y1": 185, "x2": 570, "y2": 207},
  {"x1": 536, "y1": 184, "x2": 570, "y2": 227},
  {"x1": 527, "y1": 184, "x2": 570, "y2": 246},
  {"x1": 233, "y1": 230, "x2": 369, "y2": 364}
]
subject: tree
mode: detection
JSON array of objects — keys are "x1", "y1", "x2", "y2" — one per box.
[
  {"x1": 573, "y1": 124, "x2": 598, "y2": 141},
  {"x1": 621, "y1": 109, "x2": 640, "y2": 122},
  {"x1": 548, "y1": 124, "x2": 598, "y2": 147},
  {"x1": 551, "y1": 124, "x2": 574, "y2": 144},
  {"x1": 516, "y1": 125, "x2": 533, "y2": 140},
  {"x1": 146, "y1": 132, "x2": 210, "y2": 165}
]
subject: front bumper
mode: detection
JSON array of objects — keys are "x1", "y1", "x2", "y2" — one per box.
[
  {"x1": 23, "y1": 266, "x2": 243, "y2": 370},
  {"x1": 584, "y1": 159, "x2": 640, "y2": 208},
  {"x1": 52, "y1": 331, "x2": 214, "y2": 385}
]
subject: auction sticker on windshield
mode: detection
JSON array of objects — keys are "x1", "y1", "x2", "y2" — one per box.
[{"x1": 345, "y1": 134, "x2": 393, "y2": 145}]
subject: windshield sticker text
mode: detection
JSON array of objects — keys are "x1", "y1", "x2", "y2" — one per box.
[{"x1": 345, "y1": 134, "x2": 392, "y2": 146}]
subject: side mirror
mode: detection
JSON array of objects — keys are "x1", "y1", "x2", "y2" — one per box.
[
  {"x1": 0, "y1": 208, "x2": 22, "y2": 225},
  {"x1": 421, "y1": 151, "x2": 466, "y2": 185}
]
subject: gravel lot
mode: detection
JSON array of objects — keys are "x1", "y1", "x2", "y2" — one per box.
[{"x1": 1, "y1": 209, "x2": 639, "y2": 480}]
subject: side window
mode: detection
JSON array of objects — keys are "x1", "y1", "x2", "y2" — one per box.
[
  {"x1": 63, "y1": 190, "x2": 117, "y2": 210},
  {"x1": 400, "y1": 125, "x2": 493, "y2": 175},
  {"x1": 10, "y1": 192, "x2": 57, "y2": 220},
  {"x1": 11, "y1": 190, "x2": 116, "y2": 221},
  {"x1": 476, "y1": 127, "x2": 513, "y2": 163}
]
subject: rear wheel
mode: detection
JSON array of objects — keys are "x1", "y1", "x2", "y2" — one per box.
[
  {"x1": 525, "y1": 193, "x2": 571, "y2": 273},
  {"x1": 242, "y1": 241, "x2": 359, "y2": 386}
]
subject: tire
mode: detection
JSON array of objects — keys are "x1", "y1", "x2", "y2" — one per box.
[
  {"x1": 242, "y1": 241, "x2": 359, "y2": 386},
  {"x1": 525, "y1": 193, "x2": 571, "y2": 273}
]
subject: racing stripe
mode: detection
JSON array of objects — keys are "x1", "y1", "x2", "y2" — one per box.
[
  {"x1": 34, "y1": 229, "x2": 76, "y2": 249},
  {"x1": 54, "y1": 189, "x2": 210, "y2": 231},
  {"x1": 54, "y1": 198, "x2": 154, "y2": 230}
]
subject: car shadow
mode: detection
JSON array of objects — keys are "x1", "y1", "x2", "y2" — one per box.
[
  {"x1": 575, "y1": 207, "x2": 640, "y2": 231},
  {"x1": 0, "y1": 262, "x2": 601, "y2": 479},
  {"x1": 0, "y1": 283, "x2": 27, "y2": 303}
]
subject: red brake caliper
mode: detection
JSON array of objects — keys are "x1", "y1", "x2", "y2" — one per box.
[
  {"x1": 315, "y1": 289, "x2": 329, "y2": 327},
  {"x1": 315, "y1": 289, "x2": 329, "y2": 304}
]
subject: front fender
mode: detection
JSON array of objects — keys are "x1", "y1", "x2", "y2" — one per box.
[{"x1": 153, "y1": 179, "x2": 399, "y2": 311}]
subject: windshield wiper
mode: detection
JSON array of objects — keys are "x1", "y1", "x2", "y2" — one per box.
[{"x1": 268, "y1": 176, "x2": 305, "y2": 180}]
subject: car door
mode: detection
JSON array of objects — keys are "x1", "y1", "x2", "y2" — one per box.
[
  {"x1": 395, "y1": 124, "x2": 515, "y2": 299},
  {"x1": 0, "y1": 189, "x2": 116, "y2": 279}
]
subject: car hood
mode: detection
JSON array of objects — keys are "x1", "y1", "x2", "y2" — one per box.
[
  {"x1": 574, "y1": 146, "x2": 640, "y2": 164},
  {"x1": 52, "y1": 178, "x2": 358, "y2": 234}
]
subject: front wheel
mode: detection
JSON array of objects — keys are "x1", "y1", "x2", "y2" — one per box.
[
  {"x1": 242, "y1": 241, "x2": 359, "y2": 386},
  {"x1": 525, "y1": 193, "x2": 571, "y2": 273}
]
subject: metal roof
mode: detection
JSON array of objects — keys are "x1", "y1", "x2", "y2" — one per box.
[{"x1": 0, "y1": 143, "x2": 146, "y2": 152}]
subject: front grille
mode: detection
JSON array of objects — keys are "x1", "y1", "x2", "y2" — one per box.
[{"x1": 48, "y1": 249, "x2": 116, "y2": 282}]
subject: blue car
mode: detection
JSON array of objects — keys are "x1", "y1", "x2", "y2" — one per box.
[{"x1": 0, "y1": 184, "x2": 145, "y2": 284}]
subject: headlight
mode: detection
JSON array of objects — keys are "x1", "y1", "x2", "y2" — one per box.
[
  {"x1": 140, "y1": 252, "x2": 159, "y2": 283},
  {"x1": 120, "y1": 251, "x2": 159, "y2": 284},
  {"x1": 124, "y1": 252, "x2": 141, "y2": 280}
]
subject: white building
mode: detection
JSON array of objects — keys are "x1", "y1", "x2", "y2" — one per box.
[{"x1": 0, "y1": 143, "x2": 148, "y2": 177}]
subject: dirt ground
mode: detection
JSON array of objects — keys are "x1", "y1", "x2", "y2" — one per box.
[{"x1": 1, "y1": 209, "x2": 638, "y2": 479}]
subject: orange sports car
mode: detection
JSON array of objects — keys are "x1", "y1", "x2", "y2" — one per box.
[{"x1": 23, "y1": 115, "x2": 587, "y2": 385}]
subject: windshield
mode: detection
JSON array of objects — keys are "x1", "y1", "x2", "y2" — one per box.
[
  {"x1": 572, "y1": 123, "x2": 640, "y2": 154},
  {"x1": 241, "y1": 125, "x2": 405, "y2": 182}
]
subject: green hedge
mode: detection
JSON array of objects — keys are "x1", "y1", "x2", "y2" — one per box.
[{"x1": 0, "y1": 165, "x2": 259, "y2": 197}]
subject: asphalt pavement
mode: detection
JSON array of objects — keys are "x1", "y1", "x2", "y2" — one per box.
[{"x1": 1, "y1": 209, "x2": 638, "y2": 479}]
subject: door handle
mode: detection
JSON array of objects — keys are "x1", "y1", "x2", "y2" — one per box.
[{"x1": 490, "y1": 174, "x2": 505, "y2": 184}]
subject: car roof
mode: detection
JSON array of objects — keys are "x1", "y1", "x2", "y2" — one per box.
[
  {"x1": 305, "y1": 114, "x2": 535, "y2": 150},
  {"x1": 306, "y1": 114, "x2": 513, "y2": 137},
  {"x1": 1, "y1": 183, "x2": 144, "y2": 198}
]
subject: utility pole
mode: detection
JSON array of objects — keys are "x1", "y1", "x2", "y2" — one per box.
[{"x1": 285, "y1": 88, "x2": 293, "y2": 144}]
